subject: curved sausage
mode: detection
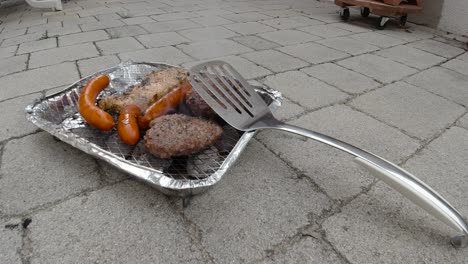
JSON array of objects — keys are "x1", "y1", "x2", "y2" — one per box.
[
  {"x1": 138, "y1": 81, "x2": 192, "y2": 129},
  {"x1": 117, "y1": 105, "x2": 141, "y2": 145},
  {"x1": 78, "y1": 75, "x2": 115, "y2": 131}
]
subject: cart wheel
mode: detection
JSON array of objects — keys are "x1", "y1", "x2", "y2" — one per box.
[
  {"x1": 340, "y1": 8, "x2": 350, "y2": 21},
  {"x1": 399, "y1": 15, "x2": 407, "y2": 26},
  {"x1": 360, "y1": 7, "x2": 370, "y2": 18},
  {"x1": 376, "y1": 16, "x2": 389, "y2": 30}
]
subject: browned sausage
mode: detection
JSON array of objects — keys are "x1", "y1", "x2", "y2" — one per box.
[
  {"x1": 78, "y1": 75, "x2": 115, "y2": 131},
  {"x1": 117, "y1": 105, "x2": 141, "y2": 145}
]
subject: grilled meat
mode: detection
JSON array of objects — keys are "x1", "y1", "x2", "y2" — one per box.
[
  {"x1": 98, "y1": 68, "x2": 188, "y2": 113},
  {"x1": 144, "y1": 114, "x2": 223, "y2": 159},
  {"x1": 185, "y1": 89, "x2": 218, "y2": 118}
]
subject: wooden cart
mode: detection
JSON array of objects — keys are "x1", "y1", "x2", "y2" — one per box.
[{"x1": 335, "y1": 0, "x2": 422, "y2": 29}]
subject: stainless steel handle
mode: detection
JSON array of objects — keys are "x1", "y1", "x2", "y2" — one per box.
[{"x1": 272, "y1": 122, "x2": 468, "y2": 247}]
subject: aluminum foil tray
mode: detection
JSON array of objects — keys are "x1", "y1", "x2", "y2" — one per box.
[{"x1": 25, "y1": 62, "x2": 282, "y2": 197}]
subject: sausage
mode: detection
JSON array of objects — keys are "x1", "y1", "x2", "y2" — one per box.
[
  {"x1": 117, "y1": 105, "x2": 141, "y2": 145},
  {"x1": 138, "y1": 81, "x2": 192, "y2": 129},
  {"x1": 78, "y1": 75, "x2": 115, "y2": 131}
]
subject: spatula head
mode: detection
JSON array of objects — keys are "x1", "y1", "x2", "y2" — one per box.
[{"x1": 189, "y1": 61, "x2": 271, "y2": 131}]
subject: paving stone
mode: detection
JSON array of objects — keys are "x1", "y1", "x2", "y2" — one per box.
[
  {"x1": 177, "y1": 26, "x2": 238, "y2": 41},
  {"x1": 195, "y1": 9, "x2": 233, "y2": 17},
  {"x1": 183, "y1": 55, "x2": 272, "y2": 80},
  {"x1": 151, "y1": 11, "x2": 200, "y2": 21},
  {"x1": 78, "y1": 55, "x2": 120, "y2": 77},
  {"x1": 296, "y1": 24, "x2": 351, "y2": 38},
  {"x1": 96, "y1": 37, "x2": 144, "y2": 55},
  {"x1": 184, "y1": 140, "x2": 332, "y2": 263},
  {"x1": 136, "y1": 32, "x2": 188, "y2": 48},
  {"x1": 347, "y1": 31, "x2": 406, "y2": 48},
  {"x1": 259, "y1": 9, "x2": 303, "y2": 18},
  {"x1": 46, "y1": 13, "x2": 79, "y2": 23},
  {"x1": 26, "y1": 22, "x2": 61, "y2": 34},
  {"x1": 0, "y1": 45, "x2": 17, "y2": 59},
  {"x1": 0, "y1": 93, "x2": 39, "y2": 141},
  {"x1": 231, "y1": 35, "x2": 279, "y2": 50},
  {"x1": 260, "y1": 16, "x2": 323, "y2": 29},
  {"x1": 328, "y1": 22, "x2": 372, "y2": 33},
  {"x1": 222, "y1": 12, "x2": 272, "y2": 23},
  {"x1": 139, "y1": 19, "x2": 201, "y2": 34},
  {"x1": 0, "y1": 54, "x2": 27, "y2": 77},
  {"x1": 78, "y1": 6, "x2": 125, "y2": 18},
  {"x1": 408, "y1": 39, "x2": 465, "y2": 58},
  {"x1": 306, "y1": 13, "x2": 343, "y2": 23},
  {"x1": 105, "y1": 25, "x2": 148, "y2": 38},
  {"x1": 222, "y1": 5, "x2": 262, "y2": 13},
  {"x1": 29, "y1": 181, "x2": 203, "y2": 263},
  {"x1": 259, "y1": 237, "x2": 345, "y2": 264},
  {"x1": 17, "y1": 38, "x2": 56, "y2": 54},
  {"x1": 224, "y1": 21, "x2": 276, "y2": 35},
  {"x1": 256, "y1": 105, "x2": 419, "y2": 200},
  {"x1": 350, "y1": 81, "x2": 465, "y2": 140},
  {"x1": 316, "y1": 36, "x2": 379, "y2": 55},
  {"x1": 178, "y1": 39, "x2": 252, "y2": 60},
  {"x1": 47, "y1": 25, "x2": 81, "y2": 37},
  {"x1": 375, "y1": 45, "x2": 446, "y2": 70},
  {"x1": 29, "y1": 42, "x2": 99, "y2": 68},
  {"x1": 62, "y1": 16, "x2": 97, "y2": 27},
  {"x1": 0, "y1": 222, "x2": 22, "y2": 264},
  {"x1": 302, "y1": 63, "x2": 379, "y2": 94},
  {"x1": 95, "y1": 13, "x2": 121, "y2": 21},
  {"x1": 442, "y1": 59, "x2": 468, "y2": 77},
  {"x1": 272, "y1": 97, "x2": 306, "y2": 120},
  {"x1": 323, "y1": 127, "x2": 468, "y2": 264},
  {"x1": 6, "y1": 17, "x2": 46, "y2": 30},
  {"x1": 121, "y1": 16, "x2": 154, "y2": 25},
  {"x1": 379, "y1": 27, "x2": 434, "y2": 42},
  {"x1": 125, "y1": 7, "x2": 166, "y2": 17},
  {"x1": 1, "y1": 31, "x2": 45, "y2": 47},
  {"x1": 278, "y1": 42, "x2": 349, "y2": 64},
  {"x1": 0, "y1": 62, "x2": 78, "y2": 100},
  {"x1": 263, "y1": 71, "x2": 349, "y2": 108},
  {"x1": 458, "y1": 52, "x2": 468, "y2": 62},
  {"x1": 338, "y1": 54, "x2": 418, "y2": 83},
  {"x1": 186, "y1": 16, "x2": 232, "y2": 27},
  {"x1": 58, "y1": 30, "x2": 109, "y2": 46},
  {"x1": 258, "y1": 29, "x2": 320, "y2": 46},
  {"x1": 119, "y1": 46, "x2": 192, "y2": 65},
  {"x1": 0, "y1": 28, "x2": 26, "y2": 40},
  {"x1": 241, "y1": 50, "x2": 307, "y2": 73},
  {"x1": 0, "y1": 133, "x2": 101, "y2": 215},
  {"x1": 458, "y1": 113, "x2": 468, "y2": 129},
  {"x1": 405, "y1": 67, "x2": 468, "y2": 106},
  {"x1": 80, "y1": 19, "x2": 125, "y2": 32}
]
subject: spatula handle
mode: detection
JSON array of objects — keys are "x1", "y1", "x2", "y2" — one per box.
[{"x1": 273, "y1": 122, "x2": 468, "y2": 247}]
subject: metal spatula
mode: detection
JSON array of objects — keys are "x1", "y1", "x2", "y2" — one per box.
[{"x1": 189, "y1": 61, "x2": 467, "y2": 247}]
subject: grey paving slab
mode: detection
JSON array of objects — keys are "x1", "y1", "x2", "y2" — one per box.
[
  {"x1": 47, "y1": 24, "x2": 81, "y2": 37},
  {"x1": 0, "y1": 28, "x2": 26, "y2": 40},
  {"x1": 258, "y1": 29, "x2": 320, "y2": 46},
  {"x1": 177, "y1": 26, "x2": 238, "y2": 41},
  {"x1": 80, "y1": 19, "x2": 125, "y2": 32},
  {"x1": 296, "y1": 24, "x2": 352, "y2": 38},
  {"x1": 95, "y1": 13, "x2": 121, "y2": 21},
  {"x1": 184, "y1": 140, "x2": 332, "y2": 263},
  {"x1": 0, "y1": 132, "x2": 101, "y2": 215},
  {"x1": 323, "y1": 127, "x2": 468, "y2": 264},
  {"x1": 29, "y1": 42, "x2": 99, "y2": 68},
  {"x1": 338, "y1": 54, "x2": 418, "y2": 83},
  {"x1": 347, "y1": 31, "x2": 406, "y2": 48},
  {"x1": 222, "y1": 12, "x2": 272, "y2": 23},
  {"x1": 256, "y1": 104, "x2": 419, "y2": 200},
  {"x1": 5, "y1": 17, "x2": 46, "y2": 30},
  {"x1": 46, "y1": 13, "x2": 79, "y2": 23},
  {"x1": 241, "y1": 50, "x2": 308, "y2": 72},
  {"x1": 458, "y1": 113, "x2": 468, "y2": 130},
  {"x1": 17, "y1": 38, "x2": 56, "y2": 54},
  {"x1": 119, "y1": 46, "x2": 192, "y2": 65},
  {"x1": 375, "y1": 45, "x2": 446, "y2": 70},
  {"x1": 442, "y1": 59, "x2": 468, "y2": 76},
  {"x1": 350, "y1": 81, "x2": 465, "y2": 140},
  {"x1": 188, "y1": 15, "x2": 233, "y2": 26},
  {"x1": 378, "y1": 27, "x2": 434, "y2": 42},
  {"x1": 263, "y1": 71, "x2": 349, "y2": 108},
  {"x1": 105, "y1": 25, "x2": 148, "y2": 38},
  {"x1": 272, "y1": 97, "x2": 306, "y2": 121},
  {"x1": 78, "y1": 6, "x2": 125, "y2": 18},
  {"x1": 302, "y1": 63, "x2": 379, "y2": 94},
  {"x1": 26, "y1": 22, "x2": 61, "y2": 34},
  {"x1": 139, "y1": 19, "x2": 202, "y2": 33},
  {"x1": 0, "y1": 45, "x2": 17, "y2": 59},
  {"x1": 0, "y1": 62, "x2": 78, "y2": 100},
  {"x1": 78, "y1": 55, "x2": 120, "y2": 77},
  {"x1": 259, "y1": 237, "x2": 346, "y2": 264},
  {"x1": 0, "y1": 54, "x2": 27, "y2": 77},
  {"x1": 195, "y1": 9, "x2": 233, "y2": 17},
  {"x1": 151, "y1": 11, "x2": 200, "y2": 21},
  {"x1": 458, "y1": 52, "x2": 468, "y2": 62},
  {"x1": 96, "y1": 37, "x2": 144, "y2": 55},
  {"x1": 58, "y1": 30, "x2": 109, "y2": 46},
  {"x1": 29, "y1": 181, "x2": 203, "y2": 263},
  {"x1": 224, "y1": 21, "x2": 276, "y2": 35},
  {"x1": 316, "y1": 36, "x2": 379, "y2": 55},
  {"x1": 121, "y1": 16, "x2": 154, "y2": 25},
  {"x1": 126, "y1": 7, "x2": 167, "y2": 17},
  {"x1": 328, "y1": 22, "x2": 372, "y2": 33},
  {"x1": 0, "y1": 222, "x2": 22, "y2": 264},
  {"x1": 136, "y1": 32, "x2": 189, "y2": 48},
  {"x1": 61, "y1": 16, "x2": 97, "y2": 27},
  {"x1": 408, "y1": 39, "x2": 465, "y2": 58},
  {"x1": 406, "y1": 67, "x2": 468, "y2": 106},
  {"x1": 260, "y1": 16, "x2": 323, "y2": 29},
  {"x1": 306, "y1": 13, "x2": 344, "y2": 23},
  {"x1": 231, "y1": 35, "x2": 279, "y2": 50},
  {"x1": 278, "y1": 42, "x2": 349, "y2": 64},
  {"x1": 1, "y1": 31, "x2": 45, "y2": 47},
  {"x1": 178, "y1": 39, "x2": 252, "y2": 60},
  {"x1": 0, "y1": 93, "x2": 39, "y2": 141},
  {"x1": 259, "y1": 9, "x2": 303, "y2": 18}
]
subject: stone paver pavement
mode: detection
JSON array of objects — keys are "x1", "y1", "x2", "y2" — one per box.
[{"x1": 0, "y1": 0, "x2": 467, "y2": 263}]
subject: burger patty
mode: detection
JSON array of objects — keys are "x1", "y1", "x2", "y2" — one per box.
[
  {"x1": 185, "y1": 89, "x2": 218, "y2": 118},
  {"x1": 144, "y1": 114, "x2": 223, "y2": 159}
]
